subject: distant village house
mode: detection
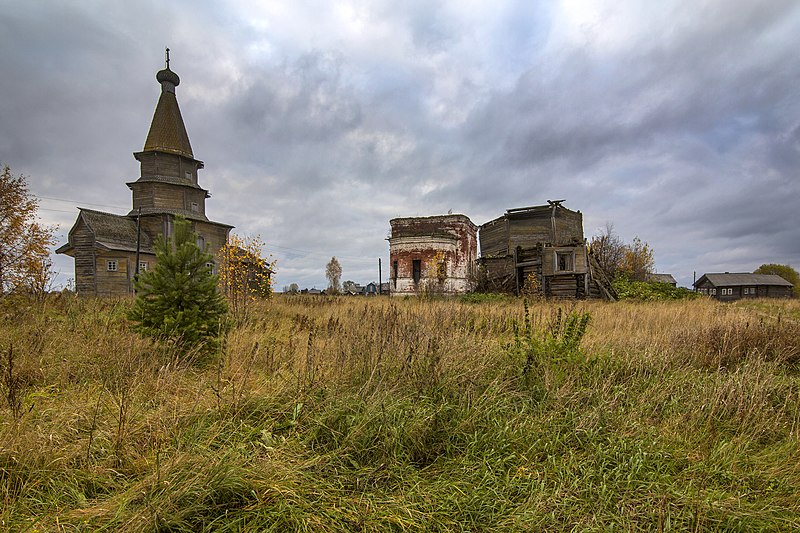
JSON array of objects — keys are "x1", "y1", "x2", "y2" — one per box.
[
  {"x1": 647, "y1": 273, "x2": 677, "y2": 286},
  {"x1": 693, "y1": 273, "x2": 793, "y2": 301}
]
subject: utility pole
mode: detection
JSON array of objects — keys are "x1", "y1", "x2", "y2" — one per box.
[
  {"x1": 378, "y1": 257, "x2": 382, "y2": 295},
  {"x1": 134, "y1": 208, "x2": 142, "y2": 292}
]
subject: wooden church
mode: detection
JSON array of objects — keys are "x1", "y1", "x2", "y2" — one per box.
[{"x1": 57, "y1": 55, "x2": 232, "y2": 296}]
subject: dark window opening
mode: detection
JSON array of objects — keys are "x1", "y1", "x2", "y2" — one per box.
[
  {"x1": 556, "y1": 252, "x2": 573, "y2": 272},
  {"x1": 392, "y1": 260, "x2": 398, "y2": 282},
  {"x1": 412, "y1": 260, "x2": 421, "y2": 283}
]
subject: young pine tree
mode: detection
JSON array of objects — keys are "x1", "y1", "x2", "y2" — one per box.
[{"x1": 129, "y1": 216, "x2": 228, "y2": 353}]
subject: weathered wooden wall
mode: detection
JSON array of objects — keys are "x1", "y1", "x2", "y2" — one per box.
[
  {"x1": 195, "y1": 221, "x2": 230, "y2": 259},
  {"x1": 507, "y1": 210, "x2": 553, "y2": 251},
  {"x1": 135, "y1": 152, "x2": 201, "y2": 182},
  {"x1": 131, "y1": 183, "x2": 207, "y2": 216},
  {"x1": 477, "y1": 204, "x2": 610, "y2": 299},
  {"x1": 477, "y1": 256, "x2": 515, "y2": 292},
  {"x1": 94, "y1": 253, "x2": 132, "y2": 296},
  {"x1": 765, "y1": 286, "x2": 793, "y2": 298},
  {"x1": 136, "y1": 216, "x2": 229, "y2": 258},
  {"x1": 478, "y1": 217, "x2": 508, "y2": 257},
  {"x1": 479, "y1": 205, "x2": 585, "y2": 257},
  {"x1": 72, "y1": 219, "x2": 97, "y2": 296}
]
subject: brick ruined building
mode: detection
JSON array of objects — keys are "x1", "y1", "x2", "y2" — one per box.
[
  {"x1": 388, "y1": 214, "x2": 477, "y2": 296},
  {"x1": 57, "y1": 58, "x2": 233, "y2": 296}
]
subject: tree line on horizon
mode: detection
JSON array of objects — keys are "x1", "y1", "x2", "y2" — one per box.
[{"x1": 2, "y1": 163, "x2": 799, "y2": 306}]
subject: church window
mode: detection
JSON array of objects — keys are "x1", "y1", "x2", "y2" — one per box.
[{"x1": 412, "y1": 260, "x2": 421, "y2": 283}]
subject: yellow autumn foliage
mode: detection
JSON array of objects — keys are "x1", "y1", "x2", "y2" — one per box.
[{"x1": 217, "y1": 233, "x2": 276, "y2": 322}]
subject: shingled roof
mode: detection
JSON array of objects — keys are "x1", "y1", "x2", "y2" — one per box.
[
  {"x1": 126, "y1": 174, "x2": 206, "y2": 190},
  {"x1": 647, "y1": 273, "x2": 677, "y2": 285},
  {"x1": 123, "y1": 206, "x2": 206, "y2": 223},
  {"x1": 79, "y1": 209, "x2": 154, "y2": 253},
  {"x1": 143, "y1": 68, "x2": 194, "y2": 158},
  {"x1": 695, "y1": 273, "x2": 793, "y2": 287}
]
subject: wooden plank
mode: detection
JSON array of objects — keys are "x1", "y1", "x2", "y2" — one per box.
[
  {"x1": 574, "y1": 248, "x2": 587, "y2": 272},
  {"x1": 542, "y1": 248, "x2": 554, "y2": 276},
  {"x1": 478, "y1": 217, "x2": 508, "y2": 256},
  {"x1": 549, "y1": 274, "x2": 578, "y2": 299},
  {"x1": 588, "y1": 253, "x2": 616, "y2": 301}
]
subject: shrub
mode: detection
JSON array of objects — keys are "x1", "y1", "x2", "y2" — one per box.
[
  {"x1": 521, "y1": 272, "x2": 542, "y2": 299},
  {"x1": 459, "y1": 292, "x2": 514, "y2": 304},
  {"x1": 128, "y1": 217, "x2": 229, "y2": 354},
  {"x1": 509, "y1": 302, "x2": 591, "y2": 386},
  {"x1": 613, "y1": 278, "x2": 700, "y2": 301},
  {"x1": 217, "y1": 234, "x2": 276, "y2": 324}
]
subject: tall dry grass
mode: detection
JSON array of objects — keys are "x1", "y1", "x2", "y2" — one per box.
[{"x1": 0, "y1": 293, "x2": 798, "y2": 531}]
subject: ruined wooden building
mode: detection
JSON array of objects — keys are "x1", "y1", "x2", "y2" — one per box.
[
  {"x1": 478, "y1": 201, "x2": 614, "y2": 299},
  {"x1": 57, "y1": 60, "x2": 232, "y2": 296},
  {"x1": 388, "y1": 215, "x2": 477, "y2": 296}
]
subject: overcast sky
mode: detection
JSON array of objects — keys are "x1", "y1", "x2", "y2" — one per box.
[{"x1": 2, "y1": 0, "x2": 799, "y2": 290}]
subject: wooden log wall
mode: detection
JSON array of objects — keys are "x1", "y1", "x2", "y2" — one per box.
[
  {"x1": 478, "y1": 256, "x2": 516, "y2": 292},
  {"x1": 95, "y1": 253, "x2": 133, "y2": 296},
  {"x1": 137, "y1": 152, "x2": 200, "y2": 180},
  {"x1": 131, "y1": 183, "x2": 155, "y2": 211},
  {"x1": 479, "y1": 217, "x2": 508, "y2": 257},
  {"x1": 547, "y1": 274, "x2": 579, "y2": 299},
  {"x1": 195, "y1": 221, "x2": 230, "y2": 256},
  {"x1": 508, "y1": 211, "x2": 552, "y2": 251},
  {"x1": 72, "y1": 219, "x2": 97, "y2": 296}
]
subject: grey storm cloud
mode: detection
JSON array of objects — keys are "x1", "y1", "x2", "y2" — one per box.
[{"x1": 1, "y1": 0, "x2": 799, "y2": 289}]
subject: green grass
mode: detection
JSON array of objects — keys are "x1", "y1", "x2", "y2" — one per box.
[{"x1": 1, "y1": 294, "x2": 799, "y2": 531}]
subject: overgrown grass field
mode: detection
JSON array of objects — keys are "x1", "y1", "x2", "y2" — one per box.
[{"x1": 1, "y1": 295, "x2": 799, "y2": 531}]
